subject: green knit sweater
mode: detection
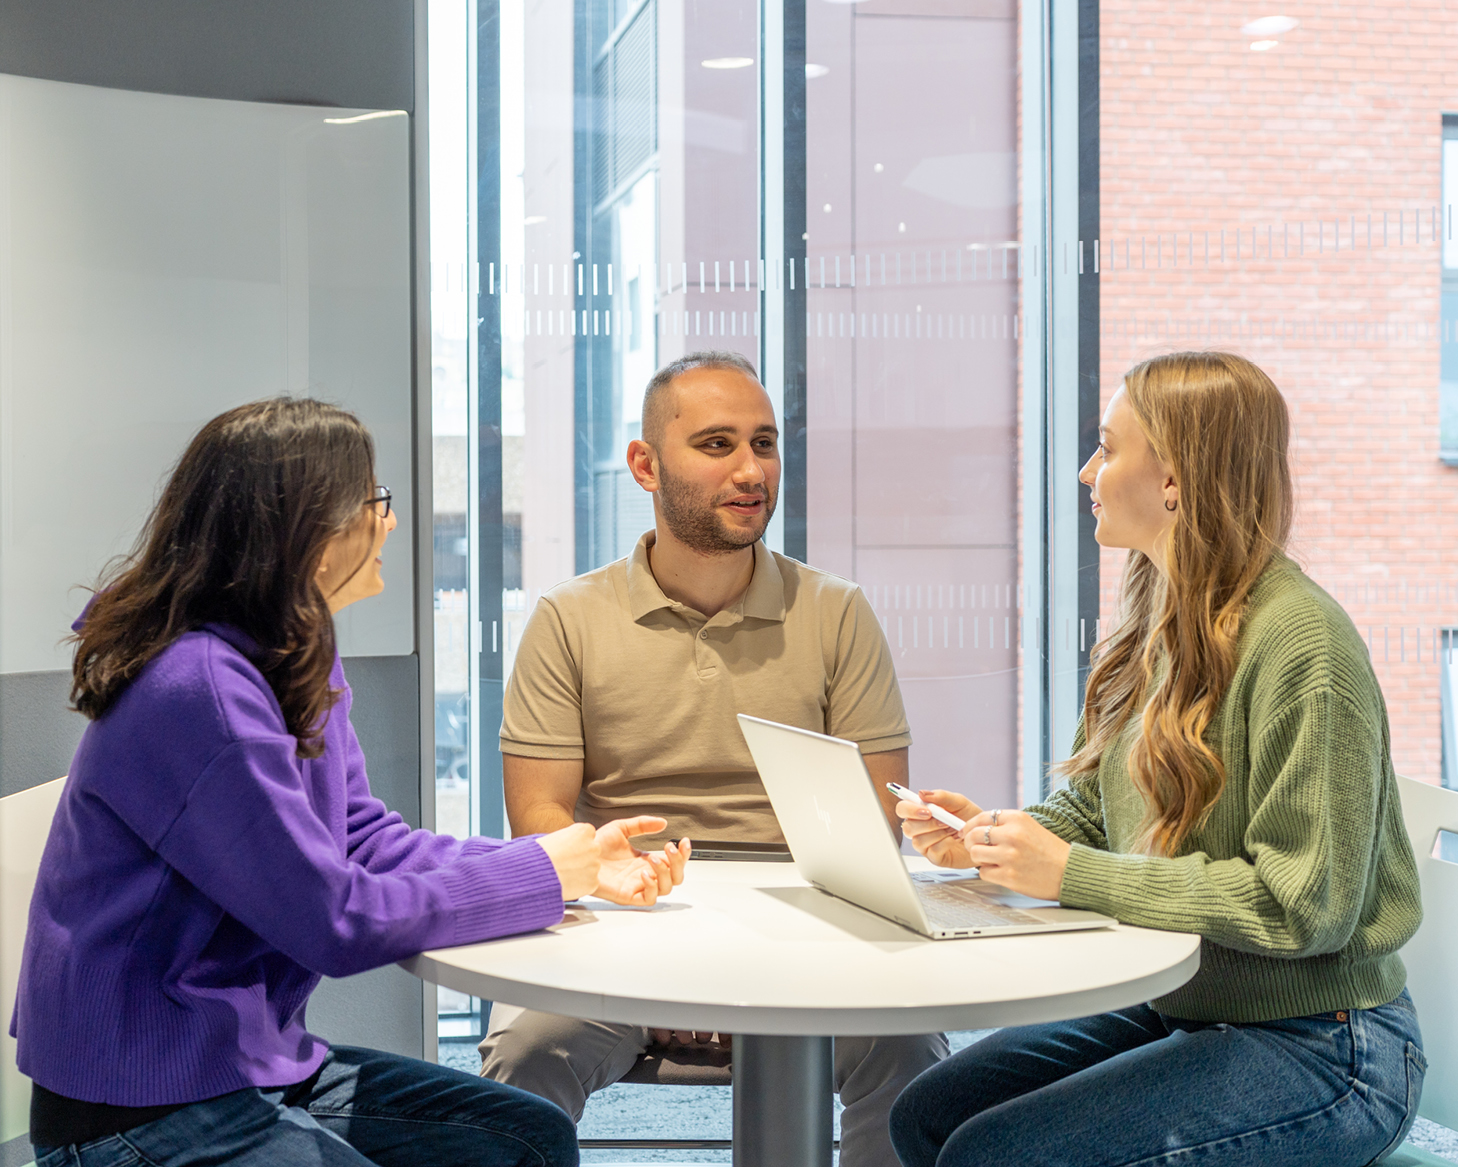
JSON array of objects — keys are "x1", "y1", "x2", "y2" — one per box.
[{"x1": 1030, "y1": 555, "x2": 1422, "y2": 1022}]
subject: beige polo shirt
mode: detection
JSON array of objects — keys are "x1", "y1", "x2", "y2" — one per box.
[{"x1": 500, "y1": 531, "x2": 912, "y2": 845}]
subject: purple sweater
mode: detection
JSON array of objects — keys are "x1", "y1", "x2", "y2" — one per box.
[{"x1": 9, "y1": 623, "x2": 564, "y2": 1106}]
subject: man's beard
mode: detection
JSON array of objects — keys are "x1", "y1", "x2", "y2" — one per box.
[{"x1": 656, "y1": 463, "x2": 777, "y2": 555}]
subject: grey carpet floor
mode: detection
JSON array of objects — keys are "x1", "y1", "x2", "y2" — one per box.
[{"x1": 442, "y1": 1033, "x2": 1458, "y2": 1164}]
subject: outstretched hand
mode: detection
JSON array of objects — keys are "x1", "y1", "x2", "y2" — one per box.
[{"x1": 592, "y1": 816, "x2": 691, "y2": 906}]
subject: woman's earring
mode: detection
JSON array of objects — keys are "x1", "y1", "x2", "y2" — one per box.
[{"x1": 1164, "y1": 498, "x2": 1178, "y2": 512}]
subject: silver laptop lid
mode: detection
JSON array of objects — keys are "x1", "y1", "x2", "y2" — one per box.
[{"x1": 736, "y1": 714, "x2": 933, "y2": 934}]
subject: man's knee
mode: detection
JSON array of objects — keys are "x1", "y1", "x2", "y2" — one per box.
[
  {"x1": 477, "y1": 1005, "x2": 647, "y2": 1121},
  {"x1": 479, "y1": 1007, "x2": 588, "y2": 1080},
  {"x1": 835, "y1": 1032, "x2": 948, "y2": 1100}
]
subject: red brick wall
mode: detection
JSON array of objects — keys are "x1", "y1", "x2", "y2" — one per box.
[{"x1": 1098, "y1": 0, "x2": 1458, "y2": 782}]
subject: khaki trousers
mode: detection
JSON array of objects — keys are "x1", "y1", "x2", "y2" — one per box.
[{"x1": 479, "y1": 1003, "x2": 947, "y2": 1167}]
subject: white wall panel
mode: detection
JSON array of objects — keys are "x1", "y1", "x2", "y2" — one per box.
[{"x1": 0, "y1": 74, "x2": 414, "y2": 672}]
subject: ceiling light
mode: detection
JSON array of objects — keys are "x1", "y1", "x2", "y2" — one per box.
[
  {"x1": 898, "y1": 222, "x2": 907, "y2": 233},
  {"x1": 874, "y1": 162, "x2": 884, "y2": 173},
  {"x1": 805, "y1": 64, "x2": 830, "y2": 79},
  {"x1": 524, "y1": 216, "x2": 547, "y2": 225},
  {"x1": 702, "y1": 57, "x2": 754, "y2": 69},
  {"x1": 1240, "y1": 15, "x2": 1299, "y2": 36},
  {"x1": 823, "y1": 203, "x2": 833, "y2": 213},
  {"x1": 1250, "y1": 39, "x2": 1279, "y2": 50},
  {"x1": 323, "y1": 110, "x2": 407, "y2": 125}
]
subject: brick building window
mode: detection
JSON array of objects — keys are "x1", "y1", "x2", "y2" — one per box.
[{"x1": 1099, "y1": 8, "x2": 1455, "y2": 790}]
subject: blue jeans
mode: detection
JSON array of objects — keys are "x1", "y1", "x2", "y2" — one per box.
[
  {"x1": 889, "y1": 990, "x2": 1426, "y2": 1167},
  {"x1": 32, "y1": 1045, "x2": 578, "y2": 1167}
]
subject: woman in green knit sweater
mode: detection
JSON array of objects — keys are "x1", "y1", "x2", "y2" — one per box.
[{"x1": 890, "y1": 352, "x2": 1426, "y2": 1167}]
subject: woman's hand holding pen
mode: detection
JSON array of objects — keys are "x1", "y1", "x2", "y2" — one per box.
[
  {"x1": 897, "y1": 793, "x2": 1071, "y2": 902},
  {"x1": 895, "y1": 789, "x2": 983, "y2": 868}
]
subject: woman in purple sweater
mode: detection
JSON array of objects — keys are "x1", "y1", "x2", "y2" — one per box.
[{"x1": 11, "y1": 399, "x2": 687, "y2": 1166}]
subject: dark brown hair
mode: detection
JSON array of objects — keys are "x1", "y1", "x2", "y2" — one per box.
[{"x1": 71, "y1": 398, "x2": 377, "y2": 757}]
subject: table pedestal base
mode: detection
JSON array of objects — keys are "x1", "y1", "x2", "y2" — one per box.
[{"x1": 731, "y1": 1034, "x2": 833, "y2": 1167}]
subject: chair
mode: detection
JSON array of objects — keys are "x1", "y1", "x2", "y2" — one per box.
[
  {"x1": 1, "y1": 777, "x2": 66, "y2": 1164},
  {"x1": 1386, "y1": 775, "x2": 1458, "y2": 1166},
  {"x1": 617, "y1": 1042, "x2": 733, "y2": 1086}
]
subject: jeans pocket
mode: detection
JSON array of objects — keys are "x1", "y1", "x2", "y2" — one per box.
[
  {"x1": 1371, "y1": 1041, "x2": 1428, "y2": 1164},
  {"x1": 36, "y1": 1137, "x2": 151, "y2": 1167},
  {"x1": 115, "y1": 1135, "x2": 166, "y2": 1167}
]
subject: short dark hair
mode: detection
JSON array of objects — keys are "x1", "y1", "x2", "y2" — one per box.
[{"x1": 641, "y1": 350, "x2": 761, "y2": 448}]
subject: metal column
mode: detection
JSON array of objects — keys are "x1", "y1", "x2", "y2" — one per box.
[{"x1": 731, "y1": 1034, "x2": 834, "y2": 1167}]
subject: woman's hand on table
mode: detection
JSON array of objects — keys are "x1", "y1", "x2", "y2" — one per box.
[
  {"x1": 961, "y1": 809, "x2": 1071, "y2": 901},
  {"x1": 538, "y1": 823, "x2": 602, "y2": 900},
  {"x1": 538, "y1": 823, "x2": 601, "y2": 900},
  {"x1": 592, "y1": 816, "x2": 691, "y2": 906},
  {"x1": 539, "y1": 817, "x2": 690, "y2": 905},
  {"x1": 896, "y1": 789, "x2": 983, "y2": 868}
]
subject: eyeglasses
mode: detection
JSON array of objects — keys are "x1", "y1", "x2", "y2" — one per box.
[{"x1": 367, "y1": 485, "x2": 392, "y2": 519}]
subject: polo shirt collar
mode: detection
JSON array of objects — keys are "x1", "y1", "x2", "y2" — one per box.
[
  {"x1": 741, "y1": 540, "x2": 787, "y2": 622},
  {"x1": 626, "y1": 532, "x2": 672, "y2": 620},
  {"x1": 626, "y1": 530, "x2": 787, "y2": 625}
]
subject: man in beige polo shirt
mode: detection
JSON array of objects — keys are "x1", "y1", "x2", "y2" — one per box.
[{"x1": 478, "y1": 351, "x2": 946, "y2": 1167}]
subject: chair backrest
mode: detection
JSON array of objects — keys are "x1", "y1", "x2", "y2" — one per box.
[
  {"x1": 1396, "y1": 774, "x2": 1458, "y2": 1130},
  {"x1": 0, "y1": 777, "x2": 65, "y2": 1146}
]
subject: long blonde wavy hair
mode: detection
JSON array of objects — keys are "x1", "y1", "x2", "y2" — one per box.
[{"x1": 1058, "y1": 351, "x2": 1294, "y2": 856}]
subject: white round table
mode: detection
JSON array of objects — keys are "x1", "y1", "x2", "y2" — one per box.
[{"x1": 403, "y1": 858, "x2": 1201, "y2": 1166}]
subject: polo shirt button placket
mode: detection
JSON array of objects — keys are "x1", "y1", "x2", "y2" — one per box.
[{"x1": 696, "y1": 625, "x2": 718, "y2": 677}]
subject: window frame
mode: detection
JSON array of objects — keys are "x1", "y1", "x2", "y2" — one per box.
[
  {"x1": 1440, "y1": 114, "x2": 1458, "y2": 466},
  {"x1": 1022, "y1": 0, "x2": 1101, "y2": 804}
]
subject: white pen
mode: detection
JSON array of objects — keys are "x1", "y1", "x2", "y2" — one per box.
[{"x1": 885, "y1": 782, "x2": 968, "y2": 832}]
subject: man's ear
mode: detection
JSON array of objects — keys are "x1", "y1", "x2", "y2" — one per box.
[{"x1": 627, "y1": 438, "x2": 660, "y2": 492}]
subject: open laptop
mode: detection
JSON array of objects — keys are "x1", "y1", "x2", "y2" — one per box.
[{"x1": 737, "y1": 714, "x2": 1116, "y2": 940}]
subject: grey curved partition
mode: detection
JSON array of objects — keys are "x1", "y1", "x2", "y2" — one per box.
[{"x1": 0, "y1": 3, "x2": 432, "y2": 1151}]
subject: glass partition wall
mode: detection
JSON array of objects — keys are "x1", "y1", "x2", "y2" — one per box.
[
  {"x1": 428, "y1": 0, "x2": 477, "y2": 1045},
  {"x1": 428, "y1": 0, "x2": 1066, "y2": 1072},
  {"x1": 805, "y1": 0, "x2": 1025, "y2": 814}
]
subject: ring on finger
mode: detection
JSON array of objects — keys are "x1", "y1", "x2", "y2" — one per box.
[
  {"x1": 982, "y1": 825, "x2": 993, "y2": 846},
  {"x1": 991, "y1": 809, "x2": 1002, "y2": 826}
]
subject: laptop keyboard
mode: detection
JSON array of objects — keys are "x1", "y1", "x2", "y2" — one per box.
[{"x1": 913, "y1": 880, "x2": 1045, "y2": 929}]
